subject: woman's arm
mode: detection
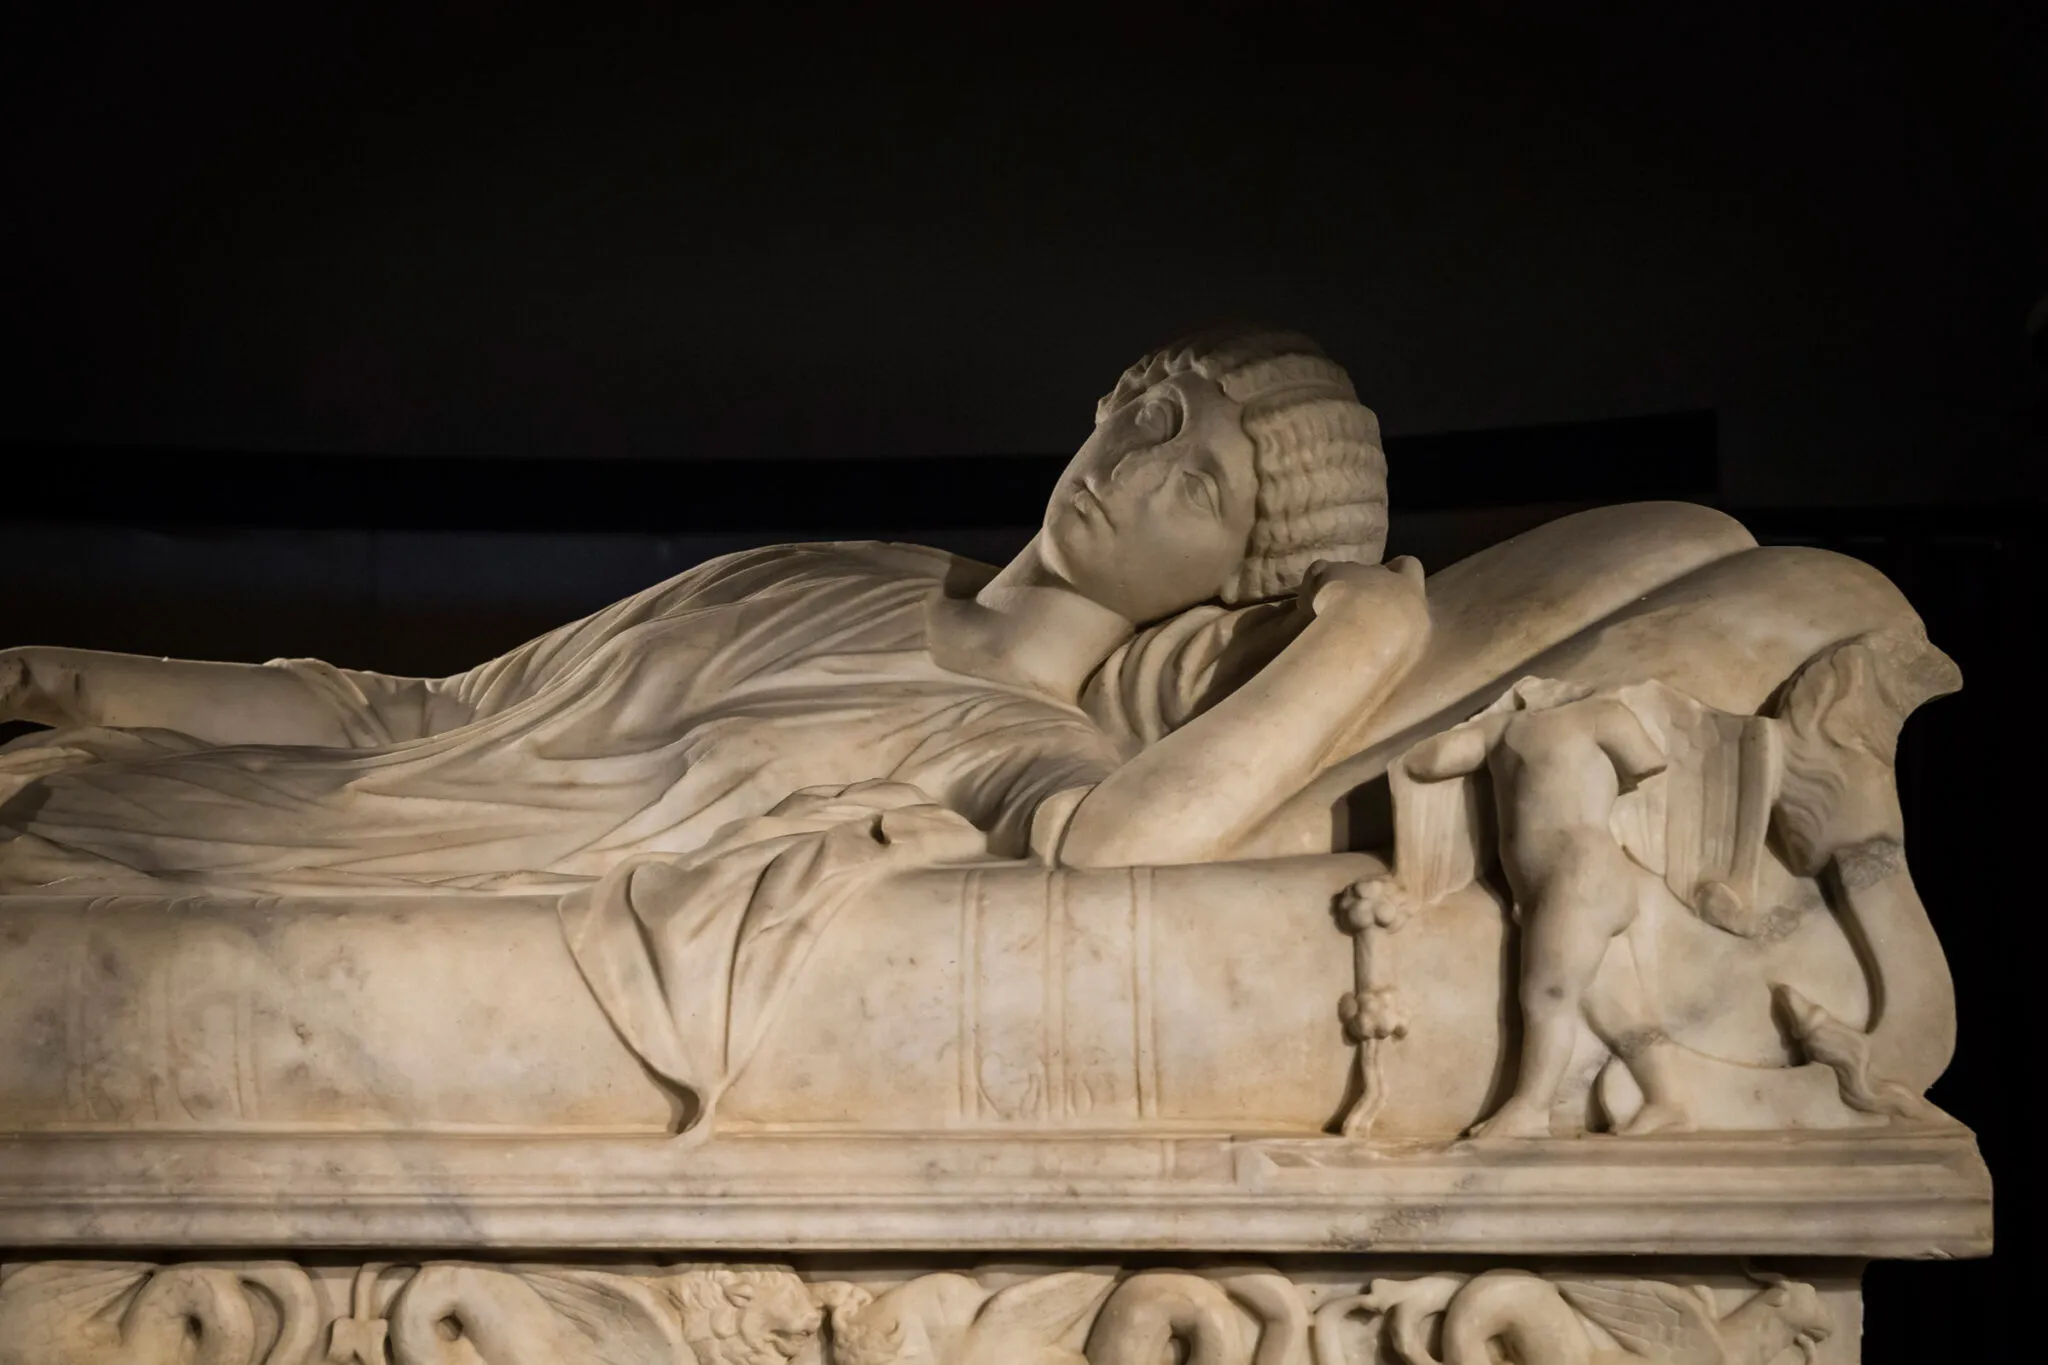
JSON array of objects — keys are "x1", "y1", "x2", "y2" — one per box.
[
  {"x1": 1058, "y1": 558, "x2": 1430, "y2": 868},
  {"x1": 0, "y1": 646, "x2": 363, "y2": 747}
]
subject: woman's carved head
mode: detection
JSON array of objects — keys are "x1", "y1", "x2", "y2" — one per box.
[{"x1": 1043, "y1": 327, "x2": 1387, "y2": 621}]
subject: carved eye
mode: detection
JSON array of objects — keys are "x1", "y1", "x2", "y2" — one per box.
[
  {"x1": 1180, "y1": 467, "x2": 1220, "y2": 515},
  {"x1": 1133, "y1": 395, "x2": 1182, "y2": 444}
]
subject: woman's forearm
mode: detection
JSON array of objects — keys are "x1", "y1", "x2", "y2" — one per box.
[
  {"x1": 1060, "y1": 598, "x2": 1428, "y2": 868},
  {"x1": 0, "y1": 647, "x2": 358, "y2": 747}
]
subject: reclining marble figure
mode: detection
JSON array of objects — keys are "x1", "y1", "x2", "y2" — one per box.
[
  {"x1": 0, "y1": 328, "x2": 1990, "y2": 1364},
  {"x1": 0, "y1": 327, "x2": 1959, "y2": 1139}
]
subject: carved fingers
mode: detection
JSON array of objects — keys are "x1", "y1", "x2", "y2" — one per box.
[
  {"x1": 1400, "y1": 714, "x2": 1509, "y2": 781},
  {"x1": 1298, "y1": 557, "x2": 1429, "y2": 636}
]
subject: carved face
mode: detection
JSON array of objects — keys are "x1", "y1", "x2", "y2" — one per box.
[
  {"x1": 1040, "y1": 371, "x2": 1259, "y2": 623},
  {"x1": 1768, "y1": 1280, "x2": 1835, "y2": 1361},
  {"x1": 680, "y1": 1269, "x2": 825, "y2": 1365}
]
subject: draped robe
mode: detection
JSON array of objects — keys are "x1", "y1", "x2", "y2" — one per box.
[{"x1": 0, "y1": 540, "x2": 1294, "y2": 1121}]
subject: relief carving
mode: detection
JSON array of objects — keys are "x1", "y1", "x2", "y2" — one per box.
[
  {"x1": 1347, "y1": 1270, "x2": 1833, "y2": 1365},
  {"x1": 0, "y1": 1261, "x2": 320, "y2": 1365},
  {"x1": 0, "y1": 1261, "x2": 1844, "y2": 1365},
  {"x1": 0, "y1": 327, "x2": 1970, "y2": 1147},
  {"x1": 1348, "y1": 628, "x2": 1960, "y2": 1138},
  {"x1": 378, "y1": 1264, "x2": 820, "y2": 1365},
  {"x1": 1335, "y1": 876, "x2": 1421, "y2": 1137},
  {"x1": 0, "y1": 328, "x2": 1974, "y2": 1365}
]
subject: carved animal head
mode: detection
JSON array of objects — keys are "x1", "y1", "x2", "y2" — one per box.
[
  {"x1": 811, "y1": 1282, "x2": 919, "y2": 1365},
  {"x1": 1770, "y1": 631, "x2": 1960, "y2": 875},
  {"x1": 673, "y1": 1268, "x2": 824, "y2": 1365},
  {"x1": 1748, "y1": 1272, "x2": 1834, "y2": 1363}
]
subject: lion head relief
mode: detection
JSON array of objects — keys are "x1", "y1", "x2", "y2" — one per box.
[{"x1": 665, "y1": 1266, "x2": 825, "y2": 1365}]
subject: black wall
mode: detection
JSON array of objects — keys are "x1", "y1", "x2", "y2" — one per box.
[{"x1": 6, "y1": 10, "x2": 2043, "y2": 503}]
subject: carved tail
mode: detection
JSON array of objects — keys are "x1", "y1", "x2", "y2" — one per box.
[
  {"x1": 1777, "y1": 857, "x2": 1956, "y2": 1117},
  {"x1": 1085, "y1": 1274, "x2": 1239, "y2": 1365},
  {"x1": 1218, "y1": 1272, "x2": 1310, "y2": 1365},
  {"x1": 1086, "y1": 1271, "x2": 1307, "y2": 1365},
  {"x1": 1338, "y1": 1275, "x2": 1465, "y2": 1365},
  {"x1": 1841, "y1": 858, "x2": 1957, "y2": 1094},
  {"x1": 1437, "y1": 1272, "x2": 1592, "y2": 1365},
  {"x1": 122, "y1": 1268, "x2": 257, "y2": 1365},
  {"x1": 1767, "y1": 630, "x2": 1963, "y2": 1116},
  {"x1": 234, "y1": 1265, "x2": 323, "y2": 1365},
  {"x1": 388, "y1": 1265, "x2": 580, "y2": 1365}
]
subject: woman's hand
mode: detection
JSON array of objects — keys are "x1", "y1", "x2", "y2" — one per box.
[
  {"x1": 1061, "y1": 555, "x2": 1434, "y2": 868},
  {"x1": 1297, "y1": 556, "x2": 1430, "y2": 640}
]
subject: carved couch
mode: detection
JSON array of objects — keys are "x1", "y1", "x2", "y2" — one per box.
[
  {"x1": 0, "y1": 840, "x2": 1984, "y2": 1364},
  {"x1": 0, "y1": 845, "x2": 1884, "y2": 1142}
]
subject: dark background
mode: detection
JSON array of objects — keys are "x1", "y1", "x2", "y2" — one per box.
[{"x1": 3, "y1": 8, "x2": 2042, "y2": 1358}]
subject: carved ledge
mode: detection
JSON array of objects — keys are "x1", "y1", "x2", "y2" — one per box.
[{"x1": 0, "y1": 1127, "x2": 1989, "y2": 1257}]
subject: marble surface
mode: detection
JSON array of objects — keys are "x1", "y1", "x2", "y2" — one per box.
[
  {"x1": 0, "y1": 1128, "x2": 1990, "y2": 1256},
  {"x1": 0, "y1": 328, "x2": 1990, "y2": 1361},
  {"x1": 0, "y1": 1258, "x2": 1866, "y2": 1365}
]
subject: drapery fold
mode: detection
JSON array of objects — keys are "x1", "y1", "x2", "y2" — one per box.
[
  {"x1": 0, "y1": 544, "x2": 1129, "y2": 891},
  {"x1": 557, "y1": 780, "x2": 988, "y2": 1132}
]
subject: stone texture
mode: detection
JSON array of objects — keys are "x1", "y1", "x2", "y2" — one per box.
[
  {"x1": 0, "y1": 327, "x2": 1989, "y2": 1359},
  {"x1": 0, "y1": 1259, "x2": 1867, "y2": 1364}
]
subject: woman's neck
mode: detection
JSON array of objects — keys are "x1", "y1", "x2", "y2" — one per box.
[{"x1": 927, "y1": 536, "x2": 1135, "y2": 703}]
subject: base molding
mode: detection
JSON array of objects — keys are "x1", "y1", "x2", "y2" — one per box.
[{"x1": 0, "y1": 1129, "x2": 1980, "y2": 1361}]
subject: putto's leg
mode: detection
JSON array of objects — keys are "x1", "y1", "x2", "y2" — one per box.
[
  {"x1": 1470, "y1": 872, "x2": 1624, "y2": 1139},
  {"x1": 1470, "y1": 841, "x2": 1649, "y2": 1140},
  {"x1": 1614, "y1": 1040, "x2": 1697, "y2": 1135}
]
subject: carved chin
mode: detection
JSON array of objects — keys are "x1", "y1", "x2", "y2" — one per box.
[{"x1": 1043, "y1": 510, "x2": 1113, "y2": 573}]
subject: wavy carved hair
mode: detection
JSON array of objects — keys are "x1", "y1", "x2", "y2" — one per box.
[
  {"x1": 1768, "y1": 631, "x2": 1961, "y2": 867},
  {"x1": 671, "y1": 1267, "x2": 823, "y2": 1365},
  {"x1": 1097, "y1": 327, "x2": 1388, "y2": 603}
]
